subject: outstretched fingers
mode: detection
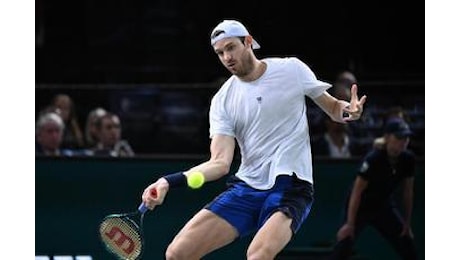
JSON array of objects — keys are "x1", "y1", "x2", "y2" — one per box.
[{"x1": 343, "y1": 84, "x2": 367, "y2": 121}]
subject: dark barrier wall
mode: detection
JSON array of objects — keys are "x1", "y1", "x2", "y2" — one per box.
[{"x1": 36, "y1": 157, "x2": 424, "y2": 259}]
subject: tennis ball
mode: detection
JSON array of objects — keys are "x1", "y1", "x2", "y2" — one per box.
[{"x1": 187, "y1": 171, "x2": 205, "y2": 189}]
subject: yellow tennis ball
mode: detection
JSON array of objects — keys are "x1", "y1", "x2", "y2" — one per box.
[{"x1": 187, "y1": 171, "x2": 205, "y2": 189}]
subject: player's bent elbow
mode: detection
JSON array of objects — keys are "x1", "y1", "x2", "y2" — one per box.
[
  {"x1": 218, "y1": 162, "x2": 231, "y2": 176},
  {"x1": 208, "y1": 156, "x2": 231, "y2": 174}
]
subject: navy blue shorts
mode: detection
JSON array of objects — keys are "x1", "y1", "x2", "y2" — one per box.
[{"x1": 205, "y1": 174, "x2": 314, "y2": 237}]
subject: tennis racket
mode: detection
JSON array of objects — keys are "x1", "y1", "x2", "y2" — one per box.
[{"x1": 99, "y1": 189, "x2": 157, "y2": 260}]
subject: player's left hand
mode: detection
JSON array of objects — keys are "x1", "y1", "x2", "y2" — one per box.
[{"x1": 343, "y1": 84, "x2": 367, "y2": 122}]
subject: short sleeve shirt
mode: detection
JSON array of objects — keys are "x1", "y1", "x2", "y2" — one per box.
[{"x1": 209, "y1": 57, "x2": 331, "y2": 189}]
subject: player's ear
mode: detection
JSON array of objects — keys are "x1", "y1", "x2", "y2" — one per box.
[{"x1": 244, "y1": 35, "x2": 254, "y2": 48}]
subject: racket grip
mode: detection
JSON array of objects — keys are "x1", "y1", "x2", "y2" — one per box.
[
  {"x1": 138, "y1": 203, "x2": 149, "y2": 213},
  {"x1": 138, "y1": 188, "x2": 158, "y2": 213}
]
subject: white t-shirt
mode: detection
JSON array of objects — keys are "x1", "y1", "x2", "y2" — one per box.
[{"x1": 209, "y1": 57, "x2": 331, "y2": 189}]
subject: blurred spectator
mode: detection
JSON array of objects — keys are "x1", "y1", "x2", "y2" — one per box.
[
  {"x1": 333, "y1": 71, "x2": 375, "y2": 154},
  {"x1": 35, "y1": 112, "x2": 73, "y2": 156},
  {"x1": 386, "y1": 106, "x2": 406, "y2": 120},
  {"x1": 51, "y1": 94, "x2": 85, "y2": 149},
  {"x1": 92, "y1": 112, "x2": 135, "y2": 157},
  {"x1": 332, "y1": 70, "x2": 356, "y2": 98},
  {"x1": 311, "y1": 73, "x2": 362, "y2": 158},
  {"x1": 307, "y1": 70, "x2": 356, "y2": 138},
  {"x1": 311, "y1": 116, "x2": 360, "y2": 159},
  {"x1": 85, "y1": 107, "x2": 108, "y2": 148}
]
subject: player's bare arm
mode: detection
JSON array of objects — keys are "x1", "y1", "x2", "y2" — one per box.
[
  {"x1": 142, "y1": 134, "x2": 235, "y2": 209},
  {"x1": 313, "y1": 84, "x2": 366, "y2": 123},
  {"x1": 184, "y1": 134, "x2": 236, "y2": 181}
]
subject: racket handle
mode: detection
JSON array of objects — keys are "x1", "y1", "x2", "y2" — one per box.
[
  {"x1": 138, "y1": 188, "x2": 158, "y2": 213},
  {"x1": 138, "y1": 203, "x2": 149, "y2": 213}
]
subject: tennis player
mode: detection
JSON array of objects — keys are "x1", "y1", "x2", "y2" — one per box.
[{"x1": 142, "y1": 19, "x2": 367, "y2": 259}]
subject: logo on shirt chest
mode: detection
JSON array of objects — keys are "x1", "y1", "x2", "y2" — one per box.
[{"x1": 256, "y1": 96, "x2": 262, "y2": 103}]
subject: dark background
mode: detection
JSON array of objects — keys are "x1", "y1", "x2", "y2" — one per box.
[
  {"x1": 36, "y1": 0, "x2": 424, "y2": 84},
  {"x1": 35, "y1": 0, "x2": 425, "y2": 156}
]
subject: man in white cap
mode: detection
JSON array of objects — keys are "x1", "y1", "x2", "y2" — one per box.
[{"x1": 142, "y1": 19, "x2": 367, "y2": 259}]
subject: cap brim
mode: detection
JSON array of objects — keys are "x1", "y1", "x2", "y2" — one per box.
[{"x1": 252, "y1": 39, "x2": 261, "y2": 49}]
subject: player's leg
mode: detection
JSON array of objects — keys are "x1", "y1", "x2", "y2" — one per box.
[
  {"x1": 246, "y1": 211, "x2": 294, "y2": 260},
  {"x1": 165, "y1": 209, "x2": 238, "y2": 260},
  {"x1": 166, "y1": 177, "x2": 264, "y2": 260},
  {"x1": 371, "y1": 206, "x2": 417, "y2": 260},
  {"x1": 247, "y1": 174, "x2": 314, "y2": 260}
]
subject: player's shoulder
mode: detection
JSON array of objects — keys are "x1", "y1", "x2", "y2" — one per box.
[
  {"x1": 263, "y1": 57, "x2": 309, "y2": 77},
  {"x1": 211, "y1": 76, "x2": 237, "y2": 103},
  {"x1": 213, "y1": 76, "x2": 235, "y2": 94},
  {"x1": 264, "y1": 56, "x2": 304, "y2": 66}
]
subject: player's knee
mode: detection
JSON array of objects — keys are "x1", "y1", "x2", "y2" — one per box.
[
  {"x1": 165, "y1": 242, "x2": 187, "y2": 260},
  {"x1": 247, "y1": 245, "x2": 276, "y2": 260}
]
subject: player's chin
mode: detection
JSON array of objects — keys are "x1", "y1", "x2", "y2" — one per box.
[
  {"x1": 226, "y1": 67, "x2": 237, "y2": 74},
  {"x1": 226, "y1": 63, "x2": 239, "y2": 71}
]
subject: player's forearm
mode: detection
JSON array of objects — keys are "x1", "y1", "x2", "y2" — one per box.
[
  {"x1": 159, "y1": 159, "x2": 230, "y2": 190},
  {"x1": 184, "y1": 134, "x2": 235, "y2": 182},
  {"x1": 185, "y1": 159, "x2": 231, "y2": 181},
  {"x1": 331, "y1": 99, "x2": 351, "y2": 123},
  {"x1": 313, "y1": 93, "x2": 349, "y2": 123}
]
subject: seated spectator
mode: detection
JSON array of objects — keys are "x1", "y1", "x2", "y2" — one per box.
[
  {"x1": 92, "y1": 112, "x2": 135, "y2": 157},
  {"x1": 308, "y1": 70, "x2": 356, "y2": 139},
  {"x1": 311, "y1": 72, "x2": 363, "y2": 158},
  {"x1": 51, "y1": 93, "x2": 85, "y2": 149},
  {"x1": 311, "y1": 116, "x2": 360, "y2": 158},
  {"x1": 84, "y1": 107, "x2": 108, "y2": 148},
  {"x1": 35, "y1": 112, "x2": 73, "y2": 156},
  {"x1": 330, "y1": 70, "x2": 356, "y2": 100}
]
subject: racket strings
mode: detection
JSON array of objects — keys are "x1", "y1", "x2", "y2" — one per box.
[{"x1": 100, "y1": 217, "x2": 143, "y2": 260}]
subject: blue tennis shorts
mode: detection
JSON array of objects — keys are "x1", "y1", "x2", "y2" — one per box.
[{"x1": 205, "y1": 174, "x2": 314, "y2": 237}]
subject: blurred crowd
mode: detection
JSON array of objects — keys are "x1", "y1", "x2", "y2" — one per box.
[
  {"x1": 308, "y1": 71, "x2": 424, "y2": 158},
  {"x1": 36, "y1": 93, "x2": 135, "y2": 157},
  {"x1": 35, "y1": 72, "x2": 424, "y2": 158}
]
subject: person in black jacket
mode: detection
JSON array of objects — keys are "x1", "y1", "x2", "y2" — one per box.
[{"x1": 329, "y1": 117, "x2": 417, "y2": 259}]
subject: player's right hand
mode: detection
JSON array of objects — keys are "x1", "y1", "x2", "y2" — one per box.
[{"x1": 142, "y1": 178, "x2": 170, "y2": 210}]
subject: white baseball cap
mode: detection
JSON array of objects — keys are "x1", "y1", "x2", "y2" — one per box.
[{"x1": 210, "y1": 20, "x2": 261, "y2": 49}]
